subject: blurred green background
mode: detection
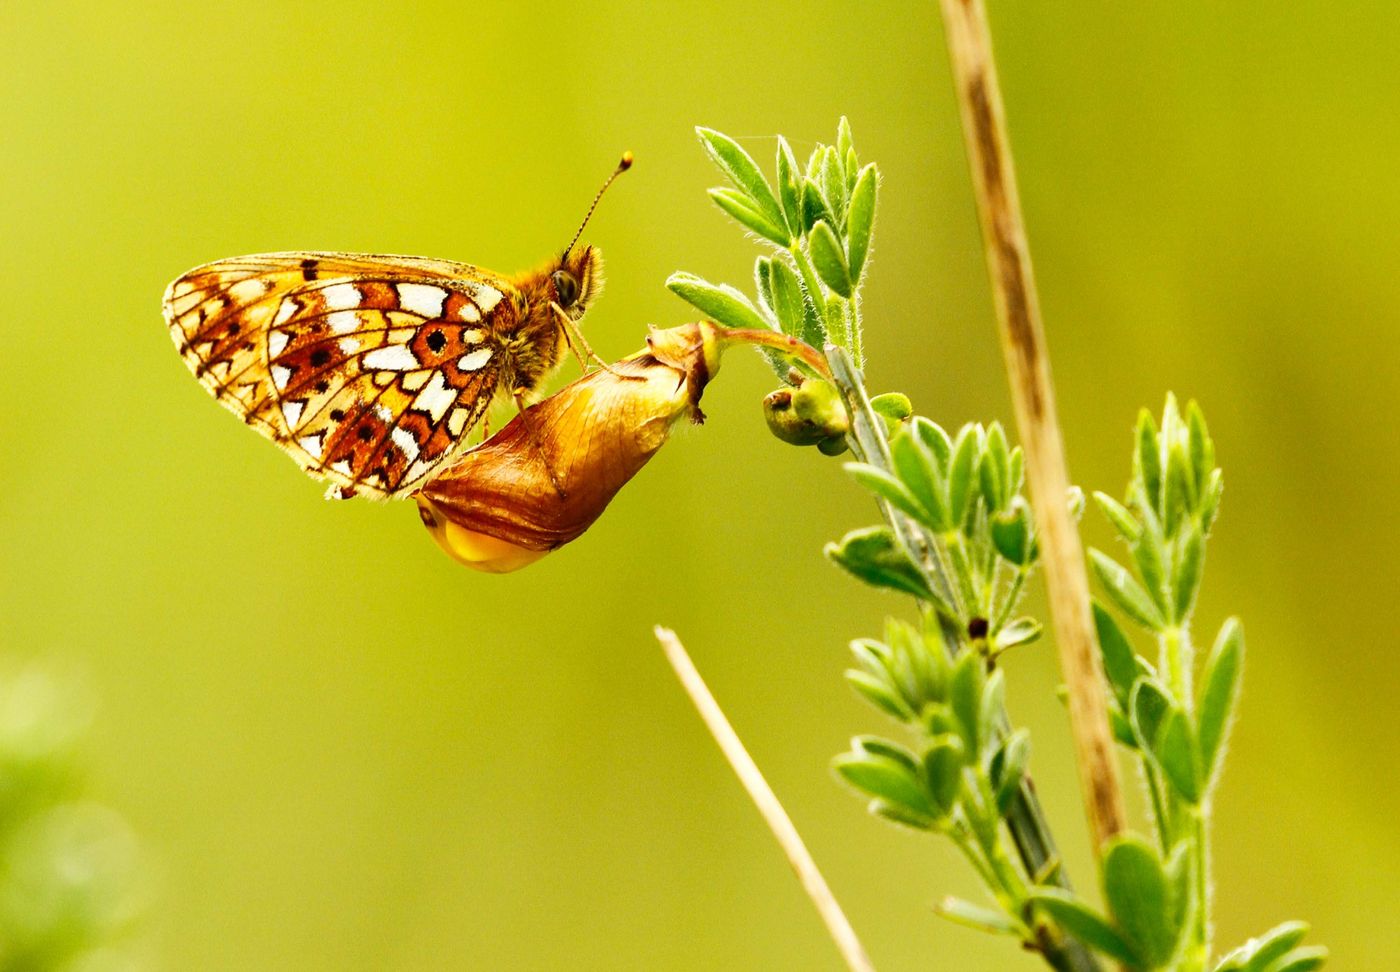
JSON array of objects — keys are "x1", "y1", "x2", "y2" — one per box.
[{"x1": 3, "y1": 1, "x2": 1397, "y2": 968}]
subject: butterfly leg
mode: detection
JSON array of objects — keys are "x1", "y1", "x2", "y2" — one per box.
[
  {"x1": 512, "y1": 386, "x2": 567, "y2": 499},
  {"x1": 551, "y1": 303, "x2": 639, "y2": 380}
]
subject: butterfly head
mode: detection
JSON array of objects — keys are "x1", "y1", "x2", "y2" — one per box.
[{"x1": 549, "y1": 244, "x2": 602, "y2": 321}]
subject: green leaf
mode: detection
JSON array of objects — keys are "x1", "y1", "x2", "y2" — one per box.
[
  {"x1": 1172, "y1": 522, "x2": 1205, "y2": 623},
  {"x1": 1103, "y1": 834, "x2": 1177, "y2": 967},
  {"x1": 695, "y1": 127, "x2": 787, "y2": 236},
  {"x1": 765, "y1": 258, "x2": 807, "y2": 338},
  {"x1": 912, "y1": 417, "x2": 952, "y2": 472},
  {"x1": 1136, "y1": 409, "x2": 1163, "y2": 516},
  {"x1": 801, "y1": 177, "x2": 835, "y2": 234},
  {"x1": 1027, "y1": 889, "x2": 1141, "y2": 966},
  {"x1": 1200, "y1": 467, "x2": 1225, "y2": 535},
  {"x1": 825, "y1": 526, "x2": 938, "y2": 602},
  {"x1": 809, "y1": 220, "x2": 853, "y2": 298},
  {"x1": 891, "y1": 428, "x2": 950, "y2": 531},
  {"x1": 1263, "y1": 947, "x2": 1329, "y2": 972},
  {"x1": 845, "y1": 462, "x2": 929, "y2": 523},
  {"x1": 1198, "y1": 618, "x2": 1244, "y2": 789},
  {"x1": 1130, "y1": 678, "x2": 1173, "y2": 753},
  {"x1": 1093, "y1": 601, "x2": 1139, "y2": 708},
  {"x1": 775, "y1": 137, "x2": 803, "y2": 238},
  {"x1": 844, "y1": 669, "x2": 912, "y2": 720},
  {"x1": 990, "y1": 498, "x2": 1032, "y2": 565},
  {"x1": 1164, "y1": 841, "x2": 1194, "y2": 958},
  {"x1": 935, "y1": 896, "x2": 1024, "y2": 937},
  {"x1": 833, "y1": 746, "x2": 934, "y2": 820},
  {"x1": 947, "y1": 426, "x2": 980, "y2": 528},
  {"x1": 1090, "y1": 548, "x2": 1166, "y2": 630},
  {"x1": 992, "y1": 729, "x2": 1030, "y2": 815},
  {"x1": 1130, "y1": 531, "x2": 1171, "y2": 621},
  {"x1": 1094, "y1": 491, "x2": 1142, "y2": 543},
  {"x1": 978, "y1": 669, "x2": 1006, "y2": 760},
  {"x1": 821, "y1": 145, "x2": 847, "y2": 224},
  {"x1": 836, "y1": 116, "x2": 856, "y2": 166},
  {"x1": 708, "y1": 187, "x2": 790, "y2": 245},
  {"x1": 994, "y1": 617, "x2": 1041, "y2": 652},
  {"x1": 1227, "y1": 921, "x2": 1310, "y2": 972},
  {"x1": 846, "y1": 163, "x2": 878, "y2": 283},
  {"x1": 979, "y1": 422, "x2": 1011, "y2": 512},
  {"x1": 949, "y1": 651, "x2": 985, "y2": 759},
  {"x1": 1165, "y1": 442, "x2": 1195, "y2": 536},
  {"x1": 666, "y1": 272, "x2": 770, "y2": 332},
  {"x1": 922, "y1": 734, "x2": 965, "y2": 815},
  {"x1": 869, "y1": 392, "x2": 912, "y2": 424},
  {"x1": 1187, "y1": 400, "x2": 1216, "y2": 497},
  {"x1": 868, "y1": 798, "x2": 937, "y2": 831},
  {"x1": 1155, "y1": 708, "x2": 1203, "y2": 804}
]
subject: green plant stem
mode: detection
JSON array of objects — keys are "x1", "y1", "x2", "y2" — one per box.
[
  {"x1": 828, "y1": 347, "x2": 1101, "y2": 972},
  {"x1": 992, "y1": 567, "x2": 1028, "y2": 633}
]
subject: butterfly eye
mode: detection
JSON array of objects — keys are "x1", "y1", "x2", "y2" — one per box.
[{"x1": 551, "y1": 270, "x2": 580, "y2": 308}]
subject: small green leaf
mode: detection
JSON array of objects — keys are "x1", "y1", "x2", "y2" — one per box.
[
  {"x1": 809, "y1": 220, "x2": 853, "y2": 298},
  {"x1": 1130, "y1": 531, "x2": 1171, "y2": 621},
  {"x1": 1090, "y1": 548, "x2": 1166, "y2": 630},
  {"x1": 1136, "y1": 409, "x2": 1163, "y2": 516},
  {"x1": 836, "y1": 116, "x2": 856, "y2": 166},
  {"x1": 912, "y1": 417, "x2": 952, "y2": 471},
  {"x1": 1103, "y1": 834, "x2": 1176, "y2": 967},
  {"x1": 775, "y1": 137, "x2": 803, "y2": 238},
  {"x1": 846, "y1": 163, "x2": 878, "y2": 283},
  {"x1": 825, "y1": 526, "x2": 938, "y2": 602},
  {"x1": 845, "y1": 463, "x2": 929, "y2": 523},
  {"x1": 922, "y1": 734, "x2": 965, "y2": 815},
  {"x1": 994, "y1": 617, "x2": 1041, "y2": 652},
  {"x1": 1198, "y1": 617, "x2": 1244, "y2": 788},
  {"x1": 666, "y1": 272, "x2": 770, "y2": 332},
  {"x1": 844, "y1": 669, "x2": 912, "y2": 720},
  {"x1": 990, "y1": 498, "x2": 1032, "y2": 565},
  {"x1": 949, "y1": 651, "x2": 985, "y2": 758},
  {"x1": 1093, "y1": 601, "x2": 1139, "y2": 708},
  {"x1": 992, "y1": 729, "x2": 1030, "y2": 815},
  {"x1": 1172, "y1": 522, "x2": 1205, "y2": 623},
  {"x1": 979, "y1": 422, "x2": 1011, "y2": 512},
  {"x1": 1200, "y1": 467, "x2": 1225, "y2": 535},
  {"x1": 696, "y1": 127, "x2": 787, "y2": 235},
  {"x1": 1187, "y1": 400, "x2": 1215, "y2": 497},
  {"x1": 765, "y1": 258, "x2": 807, "y2": 338},
  {"x1": 891, "y1": 428, "x2": 950, "y2": 531},
  {"x1": 978, "y1": 669, "x2": 1006, "y2": 759},
  {"x1": 947, "y1": 426, "x2": 980, "y2": 528},
  {"x1": 1265, "y1": 947, "x2": 1329, "y2": 972},
  {"x1": 935, "y1": 896, "x2": 1024, "y2": 937},
  {"x1": 833, "y1": 746, "x2": 933, "y2": 819},
  {"x1": 1094, "y1": 491, "x2": 1142, "y2": 543},
  {"x1": 868, "y1": 798, "x2": 937, "y2": 830},
  {"x1": 870, "y1": 392, "x2": 912, "y2": 424},
  {"x1": 708, "y1": 187, "x2": 789, "y2": 245},
  {"x1": 1027, "y1": 889, "x2": 1141, "y2": 966},
  {"x1": 1228, "y1": 921, "x2": 1310, "y2": 971},
  {"x1": 1130, "y1": 679, "x2": 1172, "y2": 753},
  {"x1": 801, "y1": 177, "x2": 835, "y2": 233},
  {"x1": 1165, "y1": 842, "x2": 1194, "y2": 956},
  {"x1": 1165, "y1": 442, "x2": 1195, "y2": 536},
  {"x1": 821, "y1": 146, "x2": 847, "y2": 224},
  {"x1": 1155, "y1": 708, "x2": 1203, "y2": 804}
]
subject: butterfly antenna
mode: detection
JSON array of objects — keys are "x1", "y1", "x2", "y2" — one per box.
[{"x1": 562, "y1": 151, "x2": 633, "y2": 259}]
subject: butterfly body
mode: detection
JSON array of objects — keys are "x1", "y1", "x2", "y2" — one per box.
[{"x1": 164, "y1": 246, "x2": 601, "y2": 500}]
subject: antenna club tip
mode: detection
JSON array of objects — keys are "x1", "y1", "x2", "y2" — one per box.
[{"x1": 619, "y1": 150, "x2": 634, "y2": 170}]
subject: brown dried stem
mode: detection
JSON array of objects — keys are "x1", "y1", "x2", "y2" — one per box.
[
  {"x1": 655, "y1": 626, "x2": 875, "y2": 972},
  {"x1": 937, "y1": 0, "x2": 1127, "y2": 851}
]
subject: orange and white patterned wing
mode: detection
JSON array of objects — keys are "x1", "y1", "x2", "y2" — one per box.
[{"x1": 164, "y1": 252, "x2": 513, "y2": 499}]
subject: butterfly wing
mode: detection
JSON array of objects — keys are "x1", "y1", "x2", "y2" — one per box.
[{"x1": 164, "y1": 252, "x2": 513, "y2": 499}]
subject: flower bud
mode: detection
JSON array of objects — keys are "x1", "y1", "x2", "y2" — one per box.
[
  {"x1": 762, "y1": 377, "x2": 849, "y2": 448},
  {"x1": 415, "y1": 323, "x2": 721, "y2": 572}
]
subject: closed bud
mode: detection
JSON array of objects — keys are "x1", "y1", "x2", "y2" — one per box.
[
  {"x1": 763, "y1": 377, "x2": 849, "y2": 447},
  {"x1": 415, "y1": 323, "x2": 721, "y2": 572}
]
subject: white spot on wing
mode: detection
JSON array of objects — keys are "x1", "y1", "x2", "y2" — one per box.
[
  {"x1": 229, "y1": 278, "x2": 270, "y2": 303},
  {"x1": 411, "y1": 371, "x2": 457, "y2": 423},
  {"x1": 457, "y1": 348, "x2": 493, "y2": 372},
  {"x1": 282, "y1": 400, "x2": 304, "y2": 428},
  {"x1": 268, "y1": 330, "x2": 290, "y2": 358},
  {"x1": 447, "y1": 406, "x2": 471, "y2": 437},
  {"x1": 462, "y1": 329, "x2": 484, "y2": 345},
  {"x1": 363, "y1": 345, "x2": 419, "y2": 371},
  {"x1": 298, "y1": 433, "x2": 324, "y2": 458},
  {"x1": 330, "y1": 460, "x2": 353, "y2": 476},
  {"x1": 397, "y1": 283, "x2": 447, "y2": 319},
  {"x1": 338, "y1": 337, "x2": 359, "y2": 354},
  {"x1": 271, "y1": 365, "x2": 292, "y2": 390},
  {"x1": 322, "y1": 282, "x2": 361, "y2": 310},
  {"x1": 469, "y1": 282, "x2": 503, "y2": 313},
  {"x1": 273, "y1": 300, "x2": 297, "y2": 328},
  {"x1": 390, "y1": 426, "x2": 421, "y2": 462},
  {"x1": 328, "y1": 311, "x2": 360, "y2": 334},
  {"x1": 456, "y1": 302, "x2": 481, "y2": 323},
  {"x1": 400, "y1": 370, "x2": 431, "y2": 392}
]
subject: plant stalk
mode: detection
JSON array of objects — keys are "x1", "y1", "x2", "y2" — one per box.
[{"x1": 937, "y1": 0, "x2": 1127, "y2": 852}]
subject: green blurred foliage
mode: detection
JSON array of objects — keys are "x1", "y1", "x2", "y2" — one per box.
[{"x1": 1, "y1": 1, "x2": 1396, "y2": 969}]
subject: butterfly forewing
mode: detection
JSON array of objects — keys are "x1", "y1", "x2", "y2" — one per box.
[{"x1": 164, "y1": 253, "x2": 513, "y2": 498}]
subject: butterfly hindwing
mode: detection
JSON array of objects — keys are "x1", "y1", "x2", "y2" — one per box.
[{"x1": 164, "y1": 253, "x2": 513, "y2": 498}]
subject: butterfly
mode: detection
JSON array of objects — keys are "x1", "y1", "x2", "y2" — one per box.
[{"x1": 163, "y1": 154, "x2": 631, "y2": 500}]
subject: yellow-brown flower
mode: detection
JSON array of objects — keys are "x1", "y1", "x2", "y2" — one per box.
[{"x1": 414, "y1": 322, "x2": 723, "y2": 572}]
